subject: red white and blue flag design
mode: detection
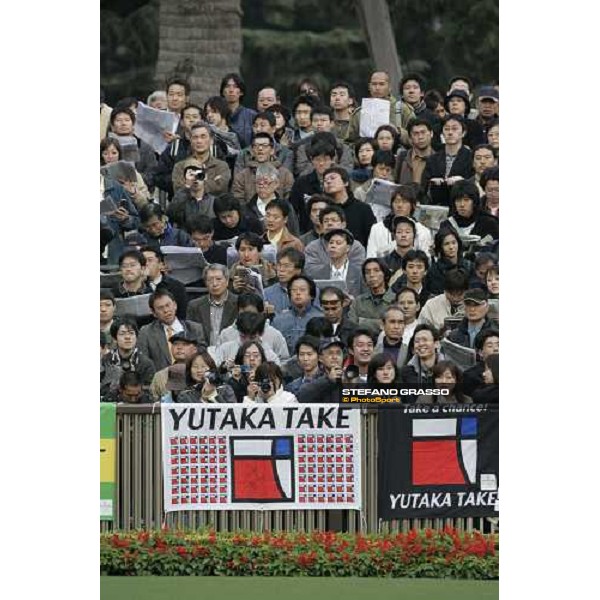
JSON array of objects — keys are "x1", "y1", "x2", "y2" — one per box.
[
  {"x1": 162, "y1": 405, "x2": 362, "y2": 511},
  {"x1": 378, "y1": 405, "x2": 499, "y2": 519}
]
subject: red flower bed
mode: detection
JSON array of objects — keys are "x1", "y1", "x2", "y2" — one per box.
[{"x1": 100, "y1": 528, "x2": 498, "y2": 578}]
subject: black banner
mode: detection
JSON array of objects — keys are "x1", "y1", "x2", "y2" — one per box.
[{"x1": 378, "y1": 404, "x2": 499, "y2": 519}]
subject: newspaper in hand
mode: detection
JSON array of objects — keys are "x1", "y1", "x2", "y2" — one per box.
[
  {"x1": 416, "y1": 205, "x2": 449, "y2": 232},
  {"x1": 233, "y1": 265, "x2": 264, "y2": 298},
  {"x1": 365, "y1": 178, "x2": 399, "y2": 208},
  {"x1": 214, "y1": 236, "x2": 238, "y2": 249},
  {"x1": 440, "y1": 338, "x2": 476, "y2": 370},
  {"x1": 134, "y1": 101, "x2": 180, "y2": 154},
  {"x1": 359, "y1": 98, "x2": 390, "y2": 137},
  {"x1": 108, "y1": 133, "x2": 139, "y2": 164},
  {"x1": 114, "y1": 294, "x2": 153, "y2": 318},
  {"x1": 161, "y1": 246, "x2": 207, "y2": 285},
  {"x1": 101, "y1": 160, "x2": 137, "y2": 183}
]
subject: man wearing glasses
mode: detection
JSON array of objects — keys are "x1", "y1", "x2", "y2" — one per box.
[
  {"x1": 234, "y1": 113, "x2": 293, "y2": 174},
  {"x1": 304, "y1": 205, "x2": 366, "y2": 275},
  {"x1": 318, "y1": 287, "x2": 356, "y2": 347},
  {"x1": 112, "y1": 249, "x2": 153, "y2": 299},
  {"x1": 232, "y1": 132, "x2": 294, "y2": 203},
  {"x1": 263, "y1": 247, "x2": 305, "y2": 313}
]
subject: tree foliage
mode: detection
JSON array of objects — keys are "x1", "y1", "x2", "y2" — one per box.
[{"x1": 100, "y1": 0, "x2": 498, "y2": 105}]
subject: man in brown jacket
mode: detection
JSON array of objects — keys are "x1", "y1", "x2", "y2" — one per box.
[
  {"x1": 232, "y1": 132, "x2": 294, "y2": 202},
  {"x1": 171, "y1": 123, "x2": 231, "y2": 195},
  {"x1": 263, "y1": 198, "x2": 304, "y2": 253}
]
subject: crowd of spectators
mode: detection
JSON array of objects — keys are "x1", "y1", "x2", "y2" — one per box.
[{"x1": 100, "y1": 70, "x2": 499, "y2": 406}]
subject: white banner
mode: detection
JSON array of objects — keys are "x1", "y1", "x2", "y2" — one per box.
[{"x1": 161, "y1": 404, "x2": 362, "y2": 511}]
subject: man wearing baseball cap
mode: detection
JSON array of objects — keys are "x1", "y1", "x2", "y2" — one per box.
[
  {"x1": 297, "y1": 337, "x2": 346, "y2": 403},
  {"x1": 447, "y1": 288, "x2": 496, "y2": 349},
  {"x1": 149, "y1": 332, "x2": 199, "y2": 401},
  {"x1": 476, "y1": 86, "x2": 499, "y2": 139}
]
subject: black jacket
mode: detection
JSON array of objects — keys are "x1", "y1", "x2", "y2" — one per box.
[
  {"x1": 155, "y1": 275, "x2": 189, "y2": 321},
  {"x1": 426, "y1": 256, "x2": 473, "y2": 296},
  {"x1": 463, "y1": 362, "x2": 485, "y2": 397},
  {"x1": 246, "y1": 194, "x2": 301, "y2": 237},
  {"x1": 463, "y1": 119, "x2": 486, "y2": 151},
  {"x1": 335, "y1": 194, "x2": 377, "y2": 248},
  {"x1": 212, "y1": 211, "x2": 264, "y2": 241},
  {"x1": 201, "y1": 243, "x2": 228, "y2": 266},
  {"x1": 152, "y1": 138, "x2": 191, "y2": 197},
  {"x1": 421, "y1": 146, "x2": 474, "y2": 207},
  {"x1": 296, "y1": 375, "x2": 341, "y2": 404},
  {"x1": 289, "y1": 170, "x2": 323, "y2": 233},
  {"x1": 442, "y1": 212, "x2": 499, "y2": 242},
  {"x1": 472, "y1": 384, "x2": 499, "y2": 404},
  {"x1": 166, "y1": 190, "x2": 215, "y2": 232},
  {"x1": 390, "y1": 273, "x2": 432, "y2": 306},
  {"x1": 447, "y1": 316, "x2": 496, "y2": 349}
]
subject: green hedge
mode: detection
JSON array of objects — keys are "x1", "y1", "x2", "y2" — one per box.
[{"x1": 101, "y1": 528, "x2": 498, "y2": 578}]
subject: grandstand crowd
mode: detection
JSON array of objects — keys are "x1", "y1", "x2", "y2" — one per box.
[{"x1": 100, "y1": 70, "x2": 499, "y2": 406}]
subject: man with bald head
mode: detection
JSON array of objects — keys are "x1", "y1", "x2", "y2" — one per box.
[
  {"x1": 347, "y1": 70, "x2": 414, "y2": 145},
  {"x1": 257, "y1": 87, "x2": 279, "y2": 112}
]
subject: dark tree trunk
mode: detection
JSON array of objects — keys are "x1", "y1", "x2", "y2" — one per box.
[{"x1": 155, "y1": 0, "x2": 243, "y2": 104}]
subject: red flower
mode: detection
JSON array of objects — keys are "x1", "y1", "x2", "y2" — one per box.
[
  {"x1": 296, "y1": 551, "x2": 317, "y2": 568},
  {"x1": 193, "y1": 545, "x2": 210, "y2": 557},
  {"x1": 176, "y1": 546, "x2": 188, "y2": 556},
  {"x1": 136, "y1": 531, "x2": 149, "y2": 543},
  {"x1": 110, "y1": 535, "x2": 130, "y2": 548}
]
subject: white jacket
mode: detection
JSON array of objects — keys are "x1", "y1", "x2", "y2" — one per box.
[
  {"x1": 366, "y1": 221, "x2": 433, "y2": 259},
  {"x1": 418, "y1": 293, "x2": 464, "y2": 331},
  {"x1": 243, "y1": 387, "x2": 298, "y2": 405}
]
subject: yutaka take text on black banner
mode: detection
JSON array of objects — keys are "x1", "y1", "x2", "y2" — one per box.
[{"x1": 377, "y1": 404, "x2": 499, "y2": 519}]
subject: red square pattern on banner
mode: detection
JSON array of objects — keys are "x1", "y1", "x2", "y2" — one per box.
[
  {"x1": 297, "y1": 434, "x2": 355, "y2": 503},
  {"x1": 170, "y1": 435, "x2": 228, "y2": 504}
]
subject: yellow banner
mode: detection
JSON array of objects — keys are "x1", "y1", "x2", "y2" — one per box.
[{"x1": 100, "y1": 438, "x2": 116, "y2": 483}]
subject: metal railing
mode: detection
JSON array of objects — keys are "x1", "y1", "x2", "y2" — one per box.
[{"x1": 101, "y1": 405, "x2": 496, "y2": 534}]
